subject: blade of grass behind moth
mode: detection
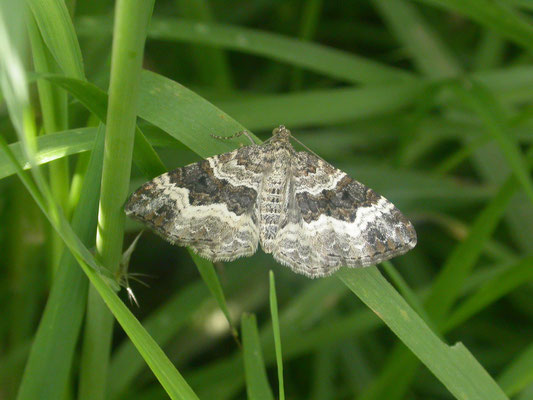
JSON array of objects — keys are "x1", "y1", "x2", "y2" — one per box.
[
  {"x1": 241, "y1": 313, "x2": 275, "y2": 400},
  {"x1": 0, "y1": 127, "x2": 96, "y2": 188},
  {"x1": 188, "y1": 250, "x2": 239, "y2": 341},
  {"x1": 269, "y1": 271, "x2": 285, "y2": 400},
  {"x1": 338, "y1": 267, "x2": 508, "y2": 400},
  {"x1": 0, "y1": 134, "x2": 200, "y2": 400},
  {"x1": 174, "y1": 0, "x2": 233, "y2": 90},
  {"x1": 215, "y1": 82, "x2": 426, "y2": 131},
  {"x1": 414, "y1": 0, "x2": 533, "y2": 52},
  {"x1": 16, "y1": 125, "x2": 104, "y2": 400},
  {"x1": 41, "y1": 74, "x2": 166, "y2": 178}
]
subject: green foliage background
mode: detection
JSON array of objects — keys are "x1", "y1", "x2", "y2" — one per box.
[{"x1": 1, "y1": 1, "x2": 533, "y2": 399}]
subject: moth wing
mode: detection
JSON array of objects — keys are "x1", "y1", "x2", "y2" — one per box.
[
  {"x1": 125, "y1": 145, "x2": 266, "y2": 262},
  {"x1": 272, "y1": 151, "x2": 416, "y2": 278}
]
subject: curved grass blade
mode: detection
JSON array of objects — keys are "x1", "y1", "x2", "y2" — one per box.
[
  {"x1": 41, "y1": 74, "x2": 166, "y2": 178},
  {"x1": 77, "y1": 16, "x2": 413, "y2": 85},
  {"x1": 27, "y1": 0, "x2": 84, "y2": 78},
  {"x1": 107, "y1": 280, "x2": 210, "y2": 399},
  {"x1": 0, "y1": 127, "x2": 96, "y2": 180}
]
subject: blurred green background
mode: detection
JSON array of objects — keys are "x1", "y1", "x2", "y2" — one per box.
[{"x1": 1, "y1": 0, "x2": 533, "y2": 399}]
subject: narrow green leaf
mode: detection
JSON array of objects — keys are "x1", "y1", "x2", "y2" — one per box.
[
  {"x1": 444, "y1": 255, "x2": 533, "y2": 331},
  {"x1": 188, "y1": 250, "x2": 238, "y2": 340},
  {"x1": 242, "y1": 313, "x2": 275, "y2": 400},
  {"x1": 269, "y1": 271, "x2": 285, "y2": 400},
  {"x1": 108, "y1": 281, "x2": 210, "y2": 399},
  {"x1": 215, "y1": 82, "x2": 426, "y2": 130}
]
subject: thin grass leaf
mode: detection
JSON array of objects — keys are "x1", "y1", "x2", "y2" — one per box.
[
  {"x1": 188, "y1": 250, "x2": 238, "y2": 341},
  {"x1": 269, "y1": 271, "x2": 285, "y2": 400},
  {"x1": 338, "y1": 267, "x2": 508, "y2": 400},
  {"x1": 216, "y1": 82, "x2": 427, "y2": 130},
  {"x1": 241, "y1": 313, "x2": 275, "y2": 400},
  {"x1": 444, "y1": 255, "x2": 533, "y2": 331},
  {"x1": 77, "y1": 17, "x2": 414, "y2": 85}
]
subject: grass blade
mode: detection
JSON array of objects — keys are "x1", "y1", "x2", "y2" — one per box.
[
  {"x1": 16, "y1": 125, "x2": 104, "y2": 400},
  {"x1": 415, "y1": 0, "x2": 533, "y2": 51},
  {"x1": 78, "y1": 1, "x2": 155, "y2": 399},
  {"x1": 77, "y1": 17, "x2": 414, "y2": 85},
  {"x1": 242, "y1": 313, "x2": 274, "y2": 400},
  {"x1": 188, "y1": 250, "x2": 238, "y2": 341},
  {"x1": 269, "y1": 271, "x2": 285, "y2": 400},
  {"x1": 27, "y1": 0, "x2": 84, "y2": 79},
  {"x1": 338, "y1": 267, "x2": 508, "y2": 400},
  {"x1": 451, "y1": 80, "x2": 533, "y2": 206}
]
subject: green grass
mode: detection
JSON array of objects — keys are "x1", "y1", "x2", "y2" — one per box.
[{"x1": 1, "y1": 1, "x2": 533, "y2": 399}]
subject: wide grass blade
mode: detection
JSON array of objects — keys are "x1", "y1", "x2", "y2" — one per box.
[{"x1": 338, "y1": 267, "x2": 508, "y2": 400}]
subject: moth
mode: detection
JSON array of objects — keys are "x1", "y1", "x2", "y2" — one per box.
[{"x1": 125, "y1": 126, "x2": 416, "y2": 278}]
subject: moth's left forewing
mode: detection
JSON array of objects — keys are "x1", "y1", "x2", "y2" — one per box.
[{"x1": 125, "y1": 145, "x2": 268, "y2": 262}]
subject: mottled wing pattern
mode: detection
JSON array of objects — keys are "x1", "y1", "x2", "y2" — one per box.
[
  {"x1": 272, "y1": 151, "x2": 417, "y2": 278},
  {"x1": 125, "y1": 145, "x2": 266, "y2": 262}
]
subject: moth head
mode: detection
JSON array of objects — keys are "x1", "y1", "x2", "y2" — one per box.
[{"x1": 273, "y1": 125, "x2": 291, "y2": 140}]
